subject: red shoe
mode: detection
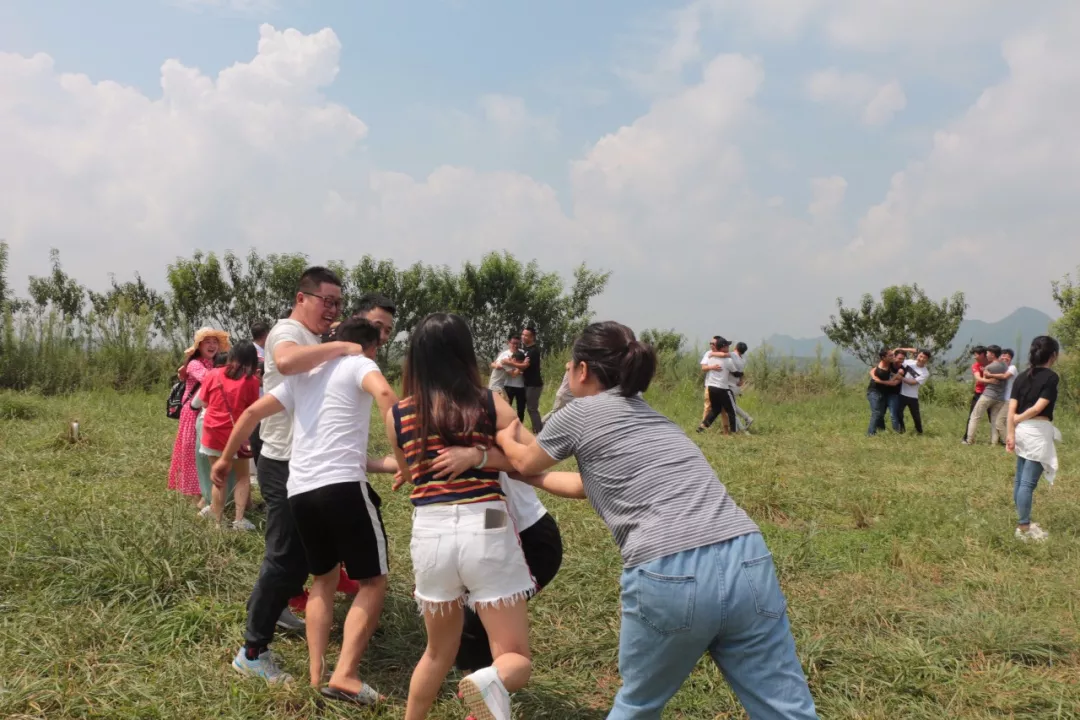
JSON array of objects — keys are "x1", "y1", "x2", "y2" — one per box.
[
  {"x1": 337, "y1": 567, "x2": 360, "y2": 595},
  {"x1": 288, "y1": 590, "x2": 308, "y2": 613}
]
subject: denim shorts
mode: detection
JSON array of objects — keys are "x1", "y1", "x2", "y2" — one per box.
[{"x1": 410, "y1": 500, "x2": 536, "y2": 614}]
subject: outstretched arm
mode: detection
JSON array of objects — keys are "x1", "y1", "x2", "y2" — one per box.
[{"x1": 509, "y1": 471, "x2": 585, "y2": 499}]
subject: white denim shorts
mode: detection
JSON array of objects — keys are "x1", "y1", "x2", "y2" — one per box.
[{"x1": 410, "y1": 500, "x2": 536, "y2": 614}]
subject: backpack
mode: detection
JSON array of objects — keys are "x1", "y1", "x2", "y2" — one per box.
[{"x1": 166, "y1": 380, "x2": 201, "y2": 420}]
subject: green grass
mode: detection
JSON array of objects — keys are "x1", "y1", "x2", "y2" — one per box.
[{"x1": 1, "y1": 385, "x2": 1078, "y2": 719}]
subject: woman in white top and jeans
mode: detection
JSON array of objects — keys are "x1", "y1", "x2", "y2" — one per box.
[{"x1": 498, "y1": 321, "x2": 817, "y2": 719}]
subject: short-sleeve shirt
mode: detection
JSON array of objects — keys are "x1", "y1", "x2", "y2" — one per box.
[
  {"x1": 972, "y1": 362, "x2": 986, "y2": 394},
  {"x1": 701, "y1": 352, "x2": 725, "y2": 389},
  {"x1": 900, "y1": 360, "x2": 930, "y2": 399},
  {"x1": 522, "y1": 344, "x2": 543, "y2": 387},
  {"x1": 489, "y1": 349, "x2": 513, "y2": 391},
  {"x1": 867, "y1": 366, "x2": 892, "y2": 392},
  {"x1": 260, "y1": 319, "x2": 321, "y2": 461},
  {"x1": 535, "y1": 389, "x2": 759, "y2": 567},
  {"x1": 269, "y1": 355, "x2": 380, "y2": 497},
  {"x1": 198, "y1": 369, "x2": 262, "y2": 451},
  {"x1": 1002, "y1": 364, "x2": 1018, "y2": 401},
  {"x1": 1010, "y1": 367, "x2": 1058, "y2": 421},
  {"x1": 981, "y1": 361, "x2": 1008, "y2": 401}
]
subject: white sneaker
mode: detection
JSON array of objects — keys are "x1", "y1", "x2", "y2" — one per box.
[
  {"x1": 1016, "y1": 524, "x2": 1049, "y2": 542},
  {"x1": 459, "y1": 666, "x2": 511, "y2": 720},
  {"x1": 1027, "y1": 523, "x2": 1049, "y2": 541},
  {"x1": 198, "y1": 506, "x2": 213, "y2": 519},
  {"x1": 232, "y1": 518, "x2": 256, "y2": 531}
]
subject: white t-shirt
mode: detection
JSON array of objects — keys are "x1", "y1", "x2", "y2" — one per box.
[
  {"x1": 489, "y1": 349, "x2": 513, "y2": 390},
  {"x1": 260, "y1": 319, "x2": 322, "y2": 461},
  {"x1": 701, "y1": 351, "x2": 726, "y2": 389},
  {"x1": 270, "y1": 355, "x2": 381, "y2": 498},
  {"x1": 499, "y1": 472, "x2": 547, "y2": 531},
  {"x1": 1003, "y1": 364, "x2": 1019, "y2": 401},
  {"x1": 900, "y1": 360, "x2": 930, "y2": 399}
]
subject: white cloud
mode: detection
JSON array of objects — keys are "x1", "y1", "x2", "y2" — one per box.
[
  {"x1": 476, "y1": 94, "x2": 557, "y2": 143},
  {"x1": 805, "y1": 69, "x2": 907, "y2": 125},
  {"x1": 847, "y1": 5, "x2": 1080, "y2": 321},
  {"x1": 809, "y1": 176, "x2": 847, "y2": 219}
]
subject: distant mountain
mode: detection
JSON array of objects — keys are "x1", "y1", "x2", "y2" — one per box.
[{"x1": 761, "y1": 307, "x2": 1054, "y2": 360}]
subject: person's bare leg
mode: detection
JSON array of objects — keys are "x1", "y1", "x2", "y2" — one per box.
[
  {"x1": 476, "y1": 600, "x2": 531, "y2": 691},
  {"x1": 306, "y1": 567, "x2": 339, "y2": 686},
  {"x1": 404, "y1": 602, "x2": 464, "y2": 720},
  {"x1": 232, "y1": 459, "x2": 251, "y2": 524},
  {"x1": 328, "y1": 575, "x2": 388, "y2": 694},
  {"x1": 210, "y1": 483, "x2": 226, "y2": 523}
]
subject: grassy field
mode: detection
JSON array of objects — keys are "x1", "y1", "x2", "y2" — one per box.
[{"x1": 1, "y1": 384, "x2": 1078, "y2": 719}]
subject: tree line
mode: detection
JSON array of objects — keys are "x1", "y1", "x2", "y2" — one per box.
[{"x1": 0, "y1": 243, "x2": 609, "y2": 365}]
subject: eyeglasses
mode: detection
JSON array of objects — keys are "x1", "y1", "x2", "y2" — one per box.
[{"x1": 301, "y1": 291, "x2": 343, "y2": 310}]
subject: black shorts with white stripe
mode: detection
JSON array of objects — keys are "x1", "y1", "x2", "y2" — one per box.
[{"x1": 288, "y1": 481, "x2": 389, "y2": 579}]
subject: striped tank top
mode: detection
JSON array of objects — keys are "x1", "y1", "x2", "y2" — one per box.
[{"x1": 392, "y1": 390, "x2": 505, "y2": 507}]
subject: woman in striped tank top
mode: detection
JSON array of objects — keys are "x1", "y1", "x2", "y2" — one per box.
[{"x1": 387, "y1": 313, "x2": 537, "y2": 720}]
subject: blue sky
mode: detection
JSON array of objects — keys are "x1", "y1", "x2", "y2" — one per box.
[{"x1": 1, "y1": 0, "x2": 1076, "y2": 343}]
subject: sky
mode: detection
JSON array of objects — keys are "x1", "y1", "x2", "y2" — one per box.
[{"x1": 1, "y1": 0, "x2": 1077, "y2": 345}]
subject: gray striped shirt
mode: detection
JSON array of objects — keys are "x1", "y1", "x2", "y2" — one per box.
[{"x1": 536, "y1": 389, "x2": 758, "y2": 567}]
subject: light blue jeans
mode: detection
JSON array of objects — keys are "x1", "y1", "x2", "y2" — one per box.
[
  {"x1": 1014, "y1": 455, "x2": 1044, "y2": 525},
  {"x1": 609, "y1": 532, "x2": 817, "y2": 719}
]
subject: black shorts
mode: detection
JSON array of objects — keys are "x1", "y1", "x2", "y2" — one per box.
[{"x1": 288, "y1": 481, "x2": 389, "y2": 579}]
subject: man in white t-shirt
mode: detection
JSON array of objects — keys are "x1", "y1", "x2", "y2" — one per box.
[
  {"x1": 488, "y1": 334, "x2": 523, "y2": 402},
  {"x1": 898, "y1": 349, "x2": 931, "y2": 434},
  {"x1": 697, "y1": 336, "x2": 737, "y2": 435},
  {"x1": 221, "y1": 267, "x2": 368, "y2": 684},
  {"x1": 216, "y1": 317, "x2": 398, "y2": 700}
]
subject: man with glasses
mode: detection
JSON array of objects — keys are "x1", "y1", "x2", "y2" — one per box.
[{"x1": 231, "y1": 266, "x2": 367, "y2": 683}]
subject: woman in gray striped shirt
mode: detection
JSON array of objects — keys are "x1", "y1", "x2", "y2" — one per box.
[{"x1": 497, "y1": 321, "x2": 816, "y2": 719}]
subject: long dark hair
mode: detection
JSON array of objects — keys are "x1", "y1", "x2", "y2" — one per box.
[
  {"x1": 402, "y1": 313, "x2": 488, "y2": 458},
  {"x1": 1027, "y1": 336, "x2": 1059, "y2": 377},
  {"x1": 572, "y1": 321, "x2": 656, "y2": 397},
  {"x1": 225, "y1": 341, "x2": 259, "y2": 380}
]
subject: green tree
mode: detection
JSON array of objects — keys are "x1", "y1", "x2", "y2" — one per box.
[
  {"x1": 1051, "y1": 265, "x2": 1080, "y2": 350},
  {"x1": 823, "y1": 284, "x2": 967, "y2": 366},
  {"x1": 27, "y1": 249, "x2": 87, "y2": 320},
  {"x1": 454, "y1": 252, "x2": 610, "y2": 361},
  {"x1": 639, "y1": 328, "x2": 685, "y2": 355},
  {"x1": 88, "y1": 273, "x2": 167, "y2": 331}
]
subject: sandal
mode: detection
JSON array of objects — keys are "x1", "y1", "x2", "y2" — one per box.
[{"x1": 319, "y1": 684, "x2": 382, "y2": 706}]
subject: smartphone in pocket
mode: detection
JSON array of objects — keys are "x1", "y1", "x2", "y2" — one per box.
[{"x1": 484, "y1": 508, "x2": 508, "y2": 529}]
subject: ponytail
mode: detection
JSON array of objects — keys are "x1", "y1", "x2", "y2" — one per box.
[
  {"x1": 1027, "y1": 335, "x2": 1059, "y2": 376},
  {"x1": 572, "y1": 321, "x2": 657, "y2": 397},
  {"x1": 620, "y1": 339, "x2": 658, "y2": 397}
]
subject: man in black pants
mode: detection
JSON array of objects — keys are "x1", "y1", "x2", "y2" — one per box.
[
  {"x1": 456, "y1": 487, "x2": 563, "y2": 672},
  {"x1": 697, "y1": 336, "x2": 737, "y2": 435},
  {"x1": 230, "y1": 267, "x2": 374, "y2": 683},
  {"x1": 521, "y1": 325, "x2": 545, "y2": 432},
  {"x1": 898, "y1": 349, "x2": 931, "y2": 434}
]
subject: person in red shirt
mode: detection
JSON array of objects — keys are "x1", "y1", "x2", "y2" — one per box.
[
  {"x1": 961, "y1": 345, "x2": 990, "y2": 442},
  {"x1": 197, "y1": 341, "x2": 262, "y2": 529}
]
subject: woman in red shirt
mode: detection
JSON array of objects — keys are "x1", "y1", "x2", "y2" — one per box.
[{"x1": 197, "y1": 341, "x2": 261, "y2": 529}]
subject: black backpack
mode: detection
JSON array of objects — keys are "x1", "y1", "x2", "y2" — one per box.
[{"x1": 166, "y1": 380, "x2": 201, "y2": 420}]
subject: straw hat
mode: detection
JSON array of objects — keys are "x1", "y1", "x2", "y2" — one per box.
[{"x1": 184, "y1": 327, "x2": 231, "y2": 361}]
